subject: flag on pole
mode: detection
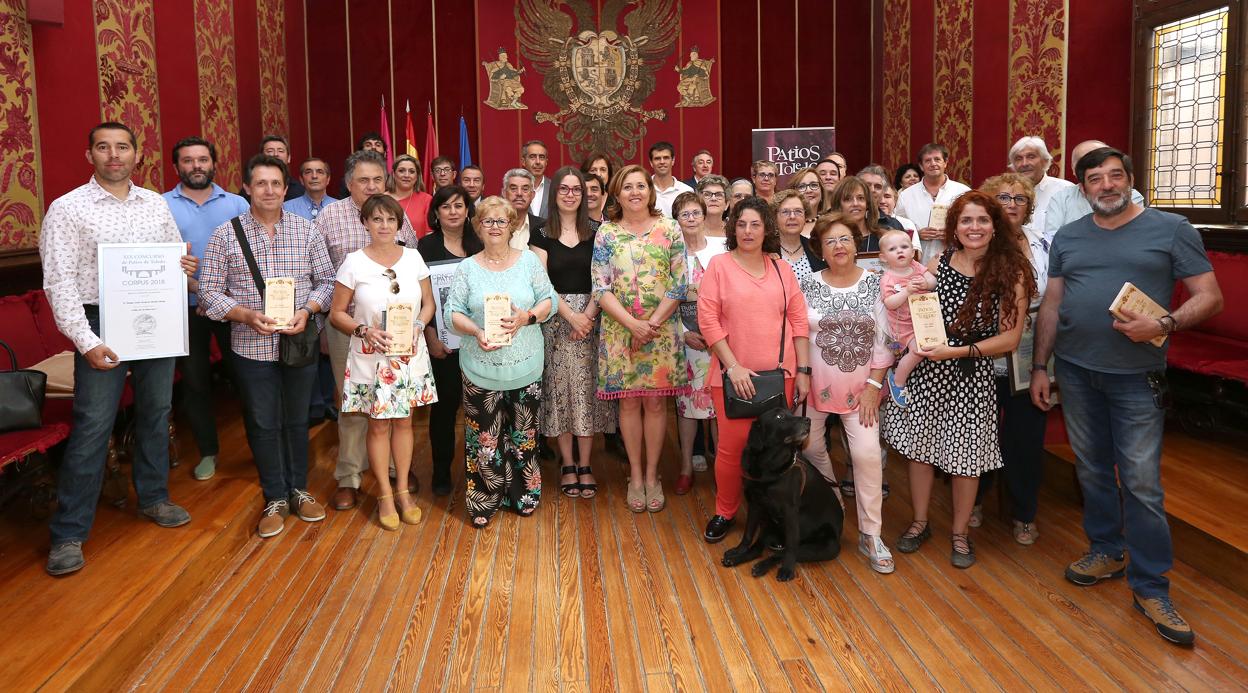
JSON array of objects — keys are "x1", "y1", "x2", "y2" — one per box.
[
  {"x1": 379, "y1": 96, "x2": 393, "y2": 169},
  {"x1": 404, "y1": 100, "x2": 419, "y2": 160},
  {"x1": 422, "y1": 103, "x2": 438, "y2": 189},
  {"x1": 458, "y1": 115, "x2": 473, "y2": 169}
]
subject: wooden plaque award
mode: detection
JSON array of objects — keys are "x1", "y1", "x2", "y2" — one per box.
[
  {"x1": 908, "y1": 292, "x2": 947, "y2": 350},
  {"x1": 483, "y1": 293, "x2": 513, "y2": 346},
  {"x1": 1108, "y1": 282, "x2": 1168, "y2": 347},
  {"x1": 264, "y1": 277, "x2": 295, "y2": 328},
  {"x1": 383, "y1": 301, "x2": 415, "y2": 356}
]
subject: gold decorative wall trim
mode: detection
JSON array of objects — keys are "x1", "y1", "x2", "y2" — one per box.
[
  {"x1": 882, "y1": 0, "x2": 911, "y2": 170},
  {"x1": 94, "y1": 0, "x2": 164, "y2": 191},
  {"x1": 194, "y1": 0, "x2": 242, "y2": 191},
  {"x1": 0, "y1": 2, "x2": 43, "y2": 250},
  {"x1": 1008, "y1": 0, "x2": 1068, "y2": 176},
  {"x1": 257, "y1": 0, "x2": 290, "y2": 138},
  {"x1": 933, "y1": 0, "x2": 973, "y2": 183}
]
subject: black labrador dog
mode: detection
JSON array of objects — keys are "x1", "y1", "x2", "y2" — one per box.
[{"x1": 721, "y1": 407, "x2": 843, "y2": 581}]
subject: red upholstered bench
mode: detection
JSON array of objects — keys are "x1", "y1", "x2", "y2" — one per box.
[{"x1": 1167, "y1": 251, "x2": 1248, "y2": 383}]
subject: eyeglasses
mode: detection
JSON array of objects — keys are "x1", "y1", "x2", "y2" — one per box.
[
  {"x1": 795, "y1": 182, "x2": 821, "y2": 192},
  {"x1": 731, "y1": 192, "x2": 749, "y2": 200},
  {"x1": 996, "y1": 193, "x2": 1028, "y2": 206},
  {"x1": 755, "y1": 172, "x2": 776, "y2": 180},
  {"x1": 432, "y1": 166, "x2": 453, "y2": 174},
  {"x1": 678, "y1": 210, "x2": 704, "y2": 220},
  {"x1": 478, "y1": 218, "x2": 509, "y2": 228},
  {"x1": 558, "y1": 185, "x2": 583, "y2": 196},
  {"x1": 823, "y1": 235, "x2": 856, "y2": 247},
  {"x1": 701, "y1": 191, "x2": 725, "y2": 200},
  {"x1": 382, "y1": 268, "x2": 400, "y2": 294},
  {"x1": 778, "y1": 208, "x2": 806, "y2": 218}
]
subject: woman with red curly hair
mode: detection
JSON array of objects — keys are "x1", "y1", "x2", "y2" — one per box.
[{"x1": 882, "y1": 190, "x2": 1035, "y2": 568}]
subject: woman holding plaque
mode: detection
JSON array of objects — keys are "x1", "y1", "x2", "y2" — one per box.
[
  {"x1": 591, "y1": 165, "x2": 689, "y2": 513},
  {"x1": 774, "y1": 189, "x2": 826, "y2": 283},
  {"x1": 976, "y1": 173, "x2": 1047, "y2": 544},
  {"x1": 444, "y1": 195, "x2": 558, "y2": 527},
  {"x1": 798, "y1": 213, "x2": 897, "y2": 573},
  {"x1": 388, "y1": 154, "x2": 432, "y2": 239},
  {"x1": 698, "y1": 196, "x2": 811, "y2": 543},
  {"x1": 329, "y1": 194, "x2": 437, "y2": 530},
  {"x1": 530, "y1": 167, "x2": 614, "y2": 499},
  {"x1": 882, "y1": 190, "x2": 1035, "y2": 568},
  {"x1": 417, "y1": 185, "x2": 482, "y2": 496},
  {"x1": 672, "y1": 192, "x2": 724, "y2": 495}
]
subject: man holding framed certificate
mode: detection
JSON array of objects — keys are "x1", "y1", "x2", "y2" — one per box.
[
  {"x1": 39, "y1": 122, "x2": 200, "y2": 576},
  {"x1": 198, "y1": 155, "x2": 336, "y2": 539}
]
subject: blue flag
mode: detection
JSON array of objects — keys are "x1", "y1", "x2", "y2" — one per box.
[{"x1": 458, "y1": 116, "x2": 473, "y2": 169}]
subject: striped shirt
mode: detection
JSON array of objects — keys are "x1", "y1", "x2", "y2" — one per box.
[
  {"x1": 314, "y1": 196, "x2": 419, "y2": 270},
  {"x1": 198, "y1": 210, "x2": 335, "y2": 361}
]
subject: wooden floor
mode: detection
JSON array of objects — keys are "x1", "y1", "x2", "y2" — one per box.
[{"x1": 3, "y1": 403, "x2": 1248, "y2": 692}]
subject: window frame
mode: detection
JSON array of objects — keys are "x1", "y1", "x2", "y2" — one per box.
[{"x1": 1133, "y1": 0, "x2": 1246, "y2": 224}]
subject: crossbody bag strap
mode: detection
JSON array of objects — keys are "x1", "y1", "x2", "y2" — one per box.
[
  {"x1": 770, "y1": 258, "x2": 786, "y2": 371},
  {"x1": 231, "y1": 216, "x2": 266, "y2": 298}
]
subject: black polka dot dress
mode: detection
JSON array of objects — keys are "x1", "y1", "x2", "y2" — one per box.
[{"x1": 882, "y1": 252, "x2": 1003, "y2": 477}]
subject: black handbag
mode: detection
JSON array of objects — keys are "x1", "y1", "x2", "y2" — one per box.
[
  {"x1": 0, "y1": 339, "x2": 46, "y2": 433},
  {"x1": 231, "y1": 217, "x2": 320, "y2": 368},
  {"x1": 720, "y1": 258, "x2": 790, "y2": 419}
]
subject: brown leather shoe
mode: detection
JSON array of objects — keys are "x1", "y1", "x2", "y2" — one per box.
[{"x1": 332, "y1": 486, "x2": 358, "y2": 511}]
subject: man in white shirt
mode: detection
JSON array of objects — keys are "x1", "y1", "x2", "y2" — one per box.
[
  {"x1": 1008, "y1": 136, "x2": 1075, "y2": 245},
  {"x1": 1044, "y1": 139, "x2": 1146, "y2": 244},
  {"x1": 522, "y1": 140, "x2": 550, "y2": 219},
  {"x1": 649, "y1": 141, "x2": 693, "y2": 217},
  {"x1": 40, "y1": 122, "x2": 199, "y2": 576},
  {"x1": 895, "y1": 142, "x2": 971, "y2": 264}
]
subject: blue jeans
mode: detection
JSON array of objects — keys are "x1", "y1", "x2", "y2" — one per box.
[
  {"x1": 1056, "y1": 357, "x2": 1171, "y2": 597},
  {"x1": 232, "y1": 353, "x2": 316, "y2": 502},
  {"x1": 50, "y1": 307, "x2": 175, "y2": 544}
]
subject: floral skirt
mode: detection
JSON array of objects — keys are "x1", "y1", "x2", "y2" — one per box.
[
  {"x1": 462, "y1": 375, "x2": 542, "y2": 522},
  {"x1": 541, "y1": 293, "x2": 617, "y2": 437},
  {"x1": 676, "y1": 344, "x2": 714, "y2": 419},
  {"x1": 341, "y1": 353, "x2": 438, "y2": 419}
]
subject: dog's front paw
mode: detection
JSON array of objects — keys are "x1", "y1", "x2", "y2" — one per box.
[
  {"x1": 721, "y1": 548, "x2": 746, "y2": 567},
  {"x1": 776, "y1": 565, "x2": 796, "y2": 582},
  {"x1": 750, "y1": 561, "x2": 773, "y2": 578}
]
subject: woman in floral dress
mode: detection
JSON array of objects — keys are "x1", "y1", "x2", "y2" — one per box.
[
  {"x1": 798, "y1": 213, "x2": 896, "y2": 573},
  {"x1": 592, "y1": 165, "x2": 689, "y2": 513},
  {"x1": 329, "y1": 195, "x2": 437, "y2": 530},
  {"x1": 672, "y1": 191, "x2": 723, "y2": 495}
]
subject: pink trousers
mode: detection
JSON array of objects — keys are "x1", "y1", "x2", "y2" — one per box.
[{"x1": 802, "y1": 408, "x2": 885, "y2": 536}]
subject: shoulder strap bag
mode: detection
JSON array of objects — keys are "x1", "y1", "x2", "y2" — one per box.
[
  {"x1": 231, "y1": 217, "x2": 320, "y2": 368},
  {"x1": 721, "y1": 258, "x2": 790, "y2": 419}
]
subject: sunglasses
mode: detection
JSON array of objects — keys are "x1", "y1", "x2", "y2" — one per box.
[{"x1": 383, "y1": 268, "x2": 400, "y2": 294}]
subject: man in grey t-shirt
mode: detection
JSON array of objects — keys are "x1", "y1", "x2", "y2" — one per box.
[{"x1": 1031, "y1": 147, "x2": 1222, "y2": 647}]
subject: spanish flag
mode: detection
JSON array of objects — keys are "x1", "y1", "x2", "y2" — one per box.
[{"x1": 404, "y1": 100, "x2": 418, "y2": 161}]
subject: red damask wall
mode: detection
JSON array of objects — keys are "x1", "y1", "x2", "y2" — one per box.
[{"x1": 3, "y1": 0, "x2": 1134, "y2": 260}]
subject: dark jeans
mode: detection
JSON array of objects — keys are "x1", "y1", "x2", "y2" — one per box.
[
  {"x1": 232, "y1": 353, "x2": 317, "y2": 502},
  {"x1": 428, "y1": 351, "x2": 463, "y2": 482},
  {"x1": 50, "y1": 307, "x2": 175, "y2": 544},
  {"x1": 178, "y1": 309, "x2": 233, "y2": 457},
  {"x1": 993, "y1": 376, "x2": 1047, "y2": 522},
  {"x1": 1057, "y1": 357, "x2": 1171, "y2": 598},
  {"x1": 308, "y1": 353, "x2": 337, "y2": 419}
]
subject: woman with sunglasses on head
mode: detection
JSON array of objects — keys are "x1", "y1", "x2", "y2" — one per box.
[
  {"x1": 416, "y1": 185, "x2": 483, "y2": 496},
  {"x1": 329, "y1": 194, "x2": 437, "y2": 530},
  {"x1": 531, "y1": 167, "x2": 615, "y2": 499},
  {"x1": 444, "y1": 196, "x2": 558, "y2": 528}
]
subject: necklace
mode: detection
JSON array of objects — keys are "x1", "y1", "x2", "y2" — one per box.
[
  {"x1": 781, "y1": 242, "x2": 803, "y2": 255},
  {"x1": 483, "y1": 248, "x2": 510, "y2": 265}
]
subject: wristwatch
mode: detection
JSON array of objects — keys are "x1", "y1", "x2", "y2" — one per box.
[
  {"x1": 1031, "y1": 363, "x2": 1048, "y2": 372},
  {"x1": 527, "y1": 311, "x2": 537, "y2": 325},
  {"x1": 353, "y1": 323, "x2": 368, "y2": 338},
  {"x1": 1158, "y1": 314, "x2": 1177, "y2": 335},
  {"x1": 796, "y1": 366, "x2": 812, "y2": 375}
]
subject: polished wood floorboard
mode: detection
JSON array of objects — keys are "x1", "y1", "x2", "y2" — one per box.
[
  {"x1": 111, "y1": 407, "x2": 1248, "y2": 692},
  {"x1": 3, "y1": 398, "x2": 1247, "y2": 691}
]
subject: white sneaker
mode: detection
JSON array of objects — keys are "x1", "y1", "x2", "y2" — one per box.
[{"x1": 691, "y1": 454, "x2": 708, "y2": 472}]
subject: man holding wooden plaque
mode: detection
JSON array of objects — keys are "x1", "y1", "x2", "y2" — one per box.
[{"x1": 1031, "y1": 147, "x2": 1222, "y2": 646}]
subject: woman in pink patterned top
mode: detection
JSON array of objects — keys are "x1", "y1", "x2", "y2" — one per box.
[{"x1": 799, "y1": 214, "x2": 897, "y2": 574}]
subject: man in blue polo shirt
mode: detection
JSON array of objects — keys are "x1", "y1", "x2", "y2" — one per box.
[{"x1": 162, "y1": 136, "x2": 249, "y2": 482}]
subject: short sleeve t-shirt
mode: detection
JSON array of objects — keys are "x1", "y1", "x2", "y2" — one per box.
[{"x1": 1047, "y1": 207, "x2": 1212, "y2": 373}]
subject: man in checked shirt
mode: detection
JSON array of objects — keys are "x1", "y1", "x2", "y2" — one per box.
[
  {"x1": 198, "y1": 154, "x2": 335, "y2": 539},
  {"x1": 40, "y1": 122, "x2": 201, "y2": 576},
  {"x1": 314, "y1": 150, "x2": 419, "y2": 512}
]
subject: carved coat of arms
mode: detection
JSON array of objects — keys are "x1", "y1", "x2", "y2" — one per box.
[{"x1": 516, "y1": 0, "x2": 679, "y2": 163}]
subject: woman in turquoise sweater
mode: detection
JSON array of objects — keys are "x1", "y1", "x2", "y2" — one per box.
[{"x1": 444, "y1": 196, "x2": 558, "y2": 527}]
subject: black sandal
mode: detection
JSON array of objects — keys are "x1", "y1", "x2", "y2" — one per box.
[
  {"x1": 577, "y1": 466, "x2": 597, "y2": 498},
  {"x1": 561, "y1": 465, "x2": 581, "y2": 497}
]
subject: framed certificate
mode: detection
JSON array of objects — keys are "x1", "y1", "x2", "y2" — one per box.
[
  {"x1": 1007, "y1": 306, "x2": 1055, "y2": 393},
  {"x1": 427, "y1": 259, "x2": 462, "y2": 350},
  {"x1": 97, "y1": 243, "x2": 190, "y2": 361}
]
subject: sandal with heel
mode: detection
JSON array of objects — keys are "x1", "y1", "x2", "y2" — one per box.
[{"x1": 576, "y1": 466, "x2": 597, "y2": 499}]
